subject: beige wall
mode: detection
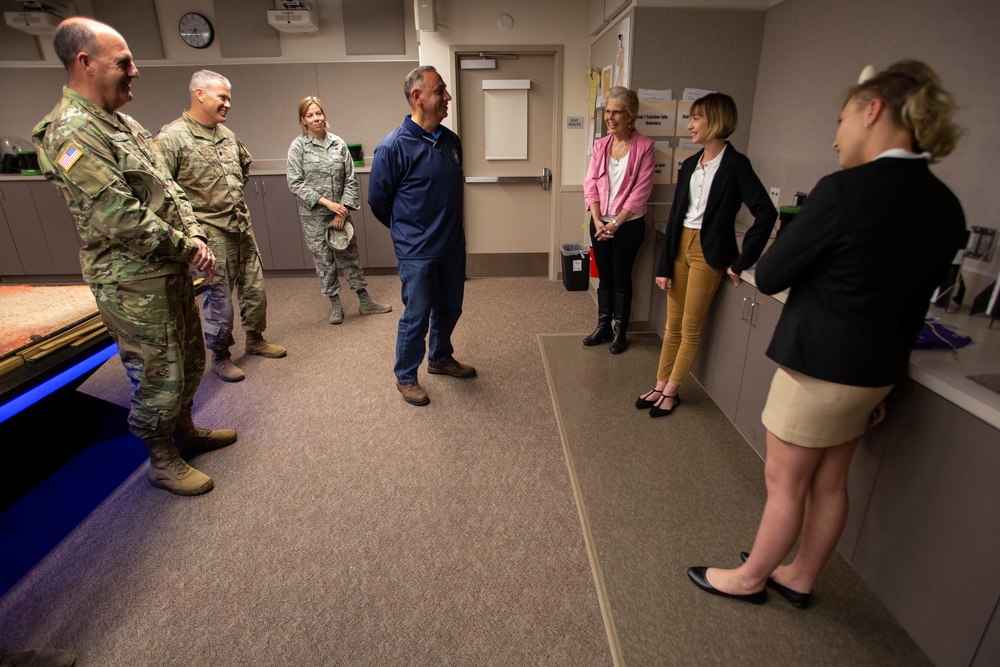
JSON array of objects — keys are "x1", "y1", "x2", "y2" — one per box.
[
  {"x1": 749, "y1": 0, "x2": 1000, "y2": 231},
  {"x1": 415, "y1": 0, "x2": 592, "y2": 187},
  {"x1": 0, "y1": 0, "x2": 418, "y2": 165},
  {"x1": 3, "y1": 0, "x2": 419, "y2": 66}
]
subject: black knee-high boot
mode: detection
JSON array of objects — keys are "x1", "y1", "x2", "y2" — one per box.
[
  {"x1": 609, "y1": 292, "x2": 631, "y2": 354},
  {"x1": 583, "y1": 289, "x2": 614, "y2": 346}
]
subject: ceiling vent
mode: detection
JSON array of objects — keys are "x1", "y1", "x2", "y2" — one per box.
[{"x1": 267, "y1": 1, "x2": 319, "y2": 33}]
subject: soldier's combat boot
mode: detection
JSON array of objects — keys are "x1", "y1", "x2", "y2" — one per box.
[
  {"x1": 175, "y1": 409, "x2": 237, "y2": 459},
  {"x1": 212, "y1": 352, "x2": 245, "y2": 382},
  {"x1": 329, "y1": 294, "x2": 344, "y2": 325},
  {"x1": 357, "y1": 289, "x2": 392, "y2": 315},
  {"x1": 245, "y1": 332, "x2": 287, "y2": 358},
  {"x1": 146, "y1": 439, "x2": 214, "y2": 496}
]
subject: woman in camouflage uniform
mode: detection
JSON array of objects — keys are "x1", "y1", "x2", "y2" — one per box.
[{"x1": 287, "y1": 96, "x2": 391, "y2": 324}]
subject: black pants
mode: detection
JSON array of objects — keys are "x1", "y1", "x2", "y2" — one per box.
[{"x1": 589, "y1": 215, "x2": 646, "y2": 295}]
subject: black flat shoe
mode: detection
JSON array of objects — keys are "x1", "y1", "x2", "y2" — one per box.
[
  {"x1": 649, "y1": 393, "x2": 681, "y2": 418},
  {"x1": 635, "y1": 389, "x2": 661, "y2": 409},
  {"x1": 739, "y1": 551, "x2": 811, "y2": 609},
  {"x1": 687, "y1": 567, "x2": 767, "y2": 604}
]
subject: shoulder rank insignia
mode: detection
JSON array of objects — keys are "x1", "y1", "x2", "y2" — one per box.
[{"x1": 56, "y1": 142, "x2": 84, "y2": 172}]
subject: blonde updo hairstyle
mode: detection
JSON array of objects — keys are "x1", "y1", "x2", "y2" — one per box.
[
  {"x1": 298, "y1": 96, "x2": 329, "y2": 134},
  {"x1": 606, "y1": 86, "x2": 640, "y2": 128},
  {"x1": 847, "y1": 60, "x2": 960, "y2": 161}
]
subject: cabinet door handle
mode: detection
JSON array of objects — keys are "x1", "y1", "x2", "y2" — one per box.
[
  {"x1": 749, "y1": 300, "x2": 758, "y2": 327},
  {"x1": 262, "y1": 180, "x2": 267, "y2": 196},
  {"x1": 254, "y1": 180, "x2": 259, "y2": 194},
  {"x1": 740, "y1": 296, "x2": 750, "y2": 321}
]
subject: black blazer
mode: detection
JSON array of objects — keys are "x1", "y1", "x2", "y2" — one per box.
[
  {"x1": 657, "y1": 143, "x2": 777, "y2": 278},
  {"x1": 755, "y1": 158, "x2": 967, "y2": 387}
]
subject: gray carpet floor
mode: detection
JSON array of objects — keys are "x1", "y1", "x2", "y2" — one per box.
[{"x1": 0, "y1": 276, "x2": 932, "y2": 666}]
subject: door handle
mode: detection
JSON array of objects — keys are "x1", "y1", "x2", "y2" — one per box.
[
  {"x1": 465, "y1": 168, "x2": 552, "y2": 190},
  {"x1": 740, "y1": 296, "x2": 750, "y2": 321},
  {"x1": 749, "y1": 300, "x2": 758, "y2": 327}
]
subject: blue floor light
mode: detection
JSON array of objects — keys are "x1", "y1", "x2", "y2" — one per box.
[{"x1": 0, "y1": 342, "x2": 118, "y2": 424}]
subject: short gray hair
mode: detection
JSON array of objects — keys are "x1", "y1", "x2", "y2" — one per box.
[
  {"x1": 189, "y1": 69, "x2": 231, "y2": 95},
  {"x1": 403, "y1": 65, "x2": 437, "y2": 101}
]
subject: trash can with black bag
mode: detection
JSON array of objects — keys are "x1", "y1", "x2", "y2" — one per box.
[{"x1": 560, "y1": 244, "x2": 590, "y2": 291}]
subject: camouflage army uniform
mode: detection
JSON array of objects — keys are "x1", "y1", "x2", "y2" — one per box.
[
  {"x1": 156, "y1": 112, "x2": 269, "y2": 355},
  {"x1": 286, "y1": 131, "x2": 367, "y2": 298},
  {"x1": 32, "y1": 87, "x2": 207, "y2": 444}
]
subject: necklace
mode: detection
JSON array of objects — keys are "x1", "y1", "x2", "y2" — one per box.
[{"x1": 611, "y1": 137, "x2": 629, "y2": 161}]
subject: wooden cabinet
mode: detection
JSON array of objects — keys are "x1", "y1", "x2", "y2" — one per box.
[
  {"x1": 0, "y1": 180, "x2": 82, "y2": 278},
  {"x1": 244, "y1": 173, "x2": 398, "y2": 272},
  {"x1": 356, "y1": 172, "x2": 397, "y2": 268},
  {"x1": 732, "y1": 293, "x2": 782, "y2": 457},
  {"x1": 29, "y1": 181, "x2": 83, "y2": 275},
  {"x1": 688, "y1": 280, "x2": 781, "y2": 456},
  {"x1": 0, "y1": 191, "x2": 25, "y2": 275},
  {"x1": 848, "y1": 380, "x2": 1000, "y2": 667},
  {"x1": 244, "y1": 175, "x2": 313, "y2": 271},
  {"x1": 680, "y1": 266, "x2": 1000, "y2": 666},
  {"x1": 0, "y1": 181, "x2": 55, "y2": 275}
]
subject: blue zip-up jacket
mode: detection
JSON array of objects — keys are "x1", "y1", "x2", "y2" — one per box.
[{"x1": 368, "y1": 115, "x2": 465, "y2": 259}]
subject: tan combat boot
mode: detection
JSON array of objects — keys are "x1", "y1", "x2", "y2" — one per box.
[
  {"x1": 329, "y1": 294, "x2": 344, "y2": 324},
  {"x1": 146, "y1": 439, "x2": 214, "y2": 496},
  {"x1": 175, "y1": 410, "x2": 237, "y2": 458},
  {"x1": 357, "y1": 289, "x2": 392, "y2": 315},
  {"x1": 212, "y1": 352, "x2": 245, "y2": 382},
  {"x1": 245, "y1": 333, "x2": 287, "y2": 358}
]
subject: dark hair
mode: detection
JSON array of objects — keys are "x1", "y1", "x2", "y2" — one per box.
[
  {"x1": 690, "y1": 92, "x2": 738, "y2": 140},
  {"x1": 53, "y1": 20, "x2": 98, "y2": 69},
  {"x1": 847, "y1": 60, "x2": 960, "y2": 160},
  {"x1": 404, "y1": 65, "x2": 438, "y2": 101}
]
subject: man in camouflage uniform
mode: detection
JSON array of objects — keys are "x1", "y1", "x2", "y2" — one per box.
[
  {"x1": 157, "y1": 71, "x2": 286, "y2": 382},
  {"x1": 32, "y1": 18, "x2": 236, "y2": 496}
]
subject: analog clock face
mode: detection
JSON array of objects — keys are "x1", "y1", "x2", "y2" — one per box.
[{"x1": 179, "y1": 12, "x2": 214, "y2": 49}]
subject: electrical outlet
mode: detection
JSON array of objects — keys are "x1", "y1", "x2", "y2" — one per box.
[{"x1": 769, "y1": 187, "x2": 780, "y2": 208}]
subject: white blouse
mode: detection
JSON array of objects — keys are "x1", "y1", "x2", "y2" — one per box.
[{"x1": 682, "y1": 145, "x2": 727, "y2": 230}]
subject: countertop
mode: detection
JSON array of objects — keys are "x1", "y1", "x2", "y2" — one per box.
[
  {"x1": 1, "y1": 161, "x2": 373, "y2": 180},
  {"x1": 740, "y1": 269, "x2": 999, "y2": 431}
]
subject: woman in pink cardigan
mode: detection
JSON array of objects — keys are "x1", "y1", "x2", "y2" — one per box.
[{"x1": 583, "y1": 86, "x2": 656, "y2": 354}]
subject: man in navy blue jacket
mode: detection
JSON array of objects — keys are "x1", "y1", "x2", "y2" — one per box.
[{"x1": 368, "y1": 66, "x2": 476, "y2": 406}]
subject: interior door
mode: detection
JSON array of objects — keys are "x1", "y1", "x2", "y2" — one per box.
[{"x1": 456, "y1": 52, "x2": 556, "y2": 273}]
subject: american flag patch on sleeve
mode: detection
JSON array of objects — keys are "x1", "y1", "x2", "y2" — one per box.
[{"x1": 56, "y1": 143, "x2": 83, "y2": 171}]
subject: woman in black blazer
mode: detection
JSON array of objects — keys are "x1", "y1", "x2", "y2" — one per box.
[
  {"x1": 687, "y1": 61, "x2": 967, "y2": 607},
  {"x1": 636, "y1": 93, "x2": 776, "y2": 417}
]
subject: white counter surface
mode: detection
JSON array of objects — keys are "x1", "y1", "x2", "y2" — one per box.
[
  {"x1": 743, "y1": 268, "x2": 999, "y2": 430},
  {"x1": 656, "y1": 222, "x2": 999, "y2": 429}
]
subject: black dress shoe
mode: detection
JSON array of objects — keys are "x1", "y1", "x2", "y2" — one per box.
[
  {"x1": 635, "y1": 389, "x2": 661, "y2": 409},
  {"x1": 649, "y1": 393, "x2": 681, "y2": 418},
  {"x1": 687, "y1": 566, "x2": 767, "y2": 604},
  {"x1": 739, "y1": 551, "x2": 811, "y2": 609}
]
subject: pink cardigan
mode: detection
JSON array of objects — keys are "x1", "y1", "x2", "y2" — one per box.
[{"x1": 584, "y1": 131, "x2": 656, "y2": 218}]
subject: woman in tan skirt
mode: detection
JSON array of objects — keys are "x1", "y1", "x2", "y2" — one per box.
[{"x1": 687, "y1": 61, "x2": 968, "y2": 606}]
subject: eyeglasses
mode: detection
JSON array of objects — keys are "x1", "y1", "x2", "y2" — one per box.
[{"x1": 603, "y1": 109, "x2": 626, "y2": 118}]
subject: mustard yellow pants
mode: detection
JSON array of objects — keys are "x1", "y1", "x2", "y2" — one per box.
[{"x1": 657, "y1": 228, "x2": 724, "y2": 385}]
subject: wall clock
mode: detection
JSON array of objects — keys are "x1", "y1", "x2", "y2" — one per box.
[{"x1": 179, "y1": 12, "x2": 214, "y2": 49}]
